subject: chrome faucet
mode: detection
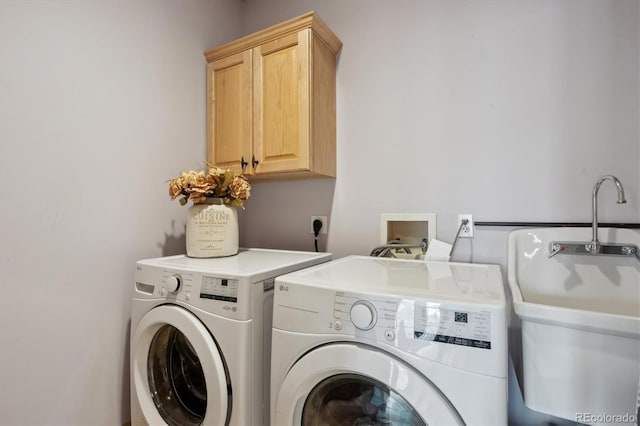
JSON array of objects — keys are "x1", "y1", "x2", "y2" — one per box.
[
  {"x1": 548, "y1": 174, "x2": 637, "y2": 260},
  {"x1": 587, "y1": 175, "x2": 626, "y2": 254}
]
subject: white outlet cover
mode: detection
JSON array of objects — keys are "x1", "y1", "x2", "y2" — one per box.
[{"x1": 457, "y1": 214, "x2": 474, "y2": 238}]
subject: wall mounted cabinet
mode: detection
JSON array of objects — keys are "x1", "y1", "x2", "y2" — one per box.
[{"x1": 204, "y1": 12, "x2": 342, "y2": 180}]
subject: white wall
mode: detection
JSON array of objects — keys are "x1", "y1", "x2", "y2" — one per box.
[
  {"x1": 238, "y1": 0, "x2": 639, "y2": 260},
  {"x1": 0, "y1": 0, "x2": 240, "y2": 424}
]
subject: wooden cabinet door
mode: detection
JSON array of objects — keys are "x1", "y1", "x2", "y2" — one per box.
[
  {"x1": 252, "y1": 30, "x2": 310, "y2": 175},
  {"x1": 206, "y1": 50, "x2": 252, "y2": 175}
]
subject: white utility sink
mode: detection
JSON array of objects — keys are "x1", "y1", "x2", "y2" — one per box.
[{"x1": 508, "y1": 227, "x2": 639, "y2": 425}]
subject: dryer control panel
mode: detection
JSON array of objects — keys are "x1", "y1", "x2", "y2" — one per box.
[
  {"x1": 135, "y1": 250, "x2": 331, "y2": 322},
  {"x1": 134, "y1": 263, "x2": 264, "y2": 321},
  {"x1": 200, "y1": 276, "x2": 239, "y2": 303}
]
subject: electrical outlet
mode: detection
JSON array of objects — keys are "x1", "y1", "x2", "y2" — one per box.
[
  {"x1": 457, "y1": 214, "x2": 474, "y2": 238},
  {"x1": 310, "y1": 216, "x2": 327, "y2": 234}
]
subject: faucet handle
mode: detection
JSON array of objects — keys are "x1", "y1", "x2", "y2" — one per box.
[{"x1": 548, "y1": 243, "x2": 563, "y2": 258}]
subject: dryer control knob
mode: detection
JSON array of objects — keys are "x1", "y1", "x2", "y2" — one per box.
[
  {"x1": 350, "y1": 301, "x2": 377, "y2": 330},
  {"x1": 166, "y1": 275, "x2": 181, "y2": 293}
]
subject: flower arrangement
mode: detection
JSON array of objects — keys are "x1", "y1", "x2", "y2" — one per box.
[{"x1": 168, "y1": 166, "x2": 251, "y2": 208}]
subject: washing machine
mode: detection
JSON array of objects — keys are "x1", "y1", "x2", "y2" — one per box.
[
  {"x1": 271, "y1": 255, "x2": 508, "y2": 425},
  {"x1": 130, "y1": 248, "x2": 331, "y2": 426}
]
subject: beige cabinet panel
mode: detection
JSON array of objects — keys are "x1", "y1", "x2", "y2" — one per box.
[
  {"x1": 206, "y1": 51, "x2": 252, "y2": 174},
  {"x1": 204, "y1": 12, "x2": 341, "y2": 181},
  {"x1": 253, "y1": 31, "x2": 309, "y2": 174}
]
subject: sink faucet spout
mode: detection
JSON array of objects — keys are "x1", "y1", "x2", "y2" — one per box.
[{"x1": 589, "y1": 175, "x2": 626, "y2": 253}]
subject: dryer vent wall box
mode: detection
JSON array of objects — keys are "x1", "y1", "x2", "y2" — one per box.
[
  {"x1": 380, "y1": 213, "x2": 436, "y2": 259},
  {"x1": 131, "y1": 248, "x2": 331, "y2": 426}
]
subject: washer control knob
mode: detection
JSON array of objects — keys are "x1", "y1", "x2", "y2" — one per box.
[
  {"x1": 165, "y1": 275, "x2": 181, "y2": 293},
  {"x1": 350, "y1": 301, "x2": 377, "y2": 330}
]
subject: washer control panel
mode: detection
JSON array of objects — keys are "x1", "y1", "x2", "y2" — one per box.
[
  {"x1": 350, "y1": 301, "x2": 377, "y2": 330},
  {"x1": 334, "y1": 292, "x2": 399, "y2": 340},
  {"x1": 333, "y1": 291, "x2": 492, "y2": 350}
]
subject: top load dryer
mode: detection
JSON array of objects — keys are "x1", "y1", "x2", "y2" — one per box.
[
  {"x1": 271, "y1": 255, "x2": 508, "y2": 425},
  {"x1": 131, "y1": 248, "x2": 331, "y2": 426}
]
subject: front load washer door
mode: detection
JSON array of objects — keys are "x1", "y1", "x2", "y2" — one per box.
[
  {"x1": 132, "y1": 305, "x2": 230, "y2": 426},
  {"x1": 273, "y1": 343, "x2": 464, "y2": 425}
]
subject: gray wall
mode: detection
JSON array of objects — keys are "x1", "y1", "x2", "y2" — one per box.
[
  {"x1": 0, "y1": 0, "x2": 637, "y2": 424},
  {"x1": 0, "y1": 0, "x2": 241, "y2": 423},
  {"x1": 236, "y1": 1, "x2": 639, "y2": 425},
  {"x1": 238, "y1": 0, "x2": 639, "y2": 260}
]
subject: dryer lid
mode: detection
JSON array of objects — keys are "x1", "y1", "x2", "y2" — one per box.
[{"x1": 137, "y1": 249, "x2": 332, "y2": 283}]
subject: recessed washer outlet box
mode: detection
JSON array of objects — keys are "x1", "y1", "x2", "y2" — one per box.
[{"x1": 379, "y1": 213, "x2": 437, "y2": 259}]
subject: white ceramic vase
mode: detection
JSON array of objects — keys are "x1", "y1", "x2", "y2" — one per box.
[{"x1": 186, "y1": 198, "x2": 239, "y2": 258}]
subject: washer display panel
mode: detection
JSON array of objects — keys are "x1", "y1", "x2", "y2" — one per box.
[
  {"x1": 302, "y1": 374, "x2": 426, "y2": 426},
  {"x1": 148, "y1": 325, "x2": 207, "y2": 425}
]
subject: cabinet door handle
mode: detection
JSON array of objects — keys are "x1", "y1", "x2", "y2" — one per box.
[
  {"x1": 252, "y1": 155, "x2": 259, "y2": 168},
  {"x1": 240, "y1": 156, "x2": 248, "y2": 172}
]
